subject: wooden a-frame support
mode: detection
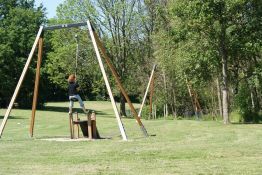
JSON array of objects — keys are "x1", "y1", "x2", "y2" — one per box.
[
  {"x1": 86, "y1": 21, "x2": 128, "y2": 140},
  {"x1": 0, "y1": 26, "x2": 43, "y2": 138},
  {"x1": 0, "y1": 21, "x2": 127, "y2": 140},
  {"x1": 87, "y1": 21, "x2": 148, "y2": 137},
  {"x1": 0, "y1": 20, "x2": 149, "y2": 139}
]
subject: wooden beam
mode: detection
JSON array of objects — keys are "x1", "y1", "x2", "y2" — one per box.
[
  {"x1": 87, "y1": 21, "x2": 128, "y2": 141},
  {"x1": 29, "y1": 36, "x2": 43, "y2": 137},
  {"x1": 87, "y1": 114, "x2": 92, "y2": 139},
  {"x1": 43, "y1": 22, "x2": 87, "y2": 31},
  {"x1": 76, "y1": 112, "x2": 79, "y2": 138},
  {"x1": 0, "y1": 26, "x2": 44, "y2": 138},
  {"x1": 138, "y1": 64, "x2": 156, "y2": 117},
  {"x1": 91, "y1": 112, "x2": 97, "y2": 138},
  {"x1": 87, "y1": 21, "x2": 149, "y2": 137},
  {"x1": 69, "y1": 114, "x2": 73, "y2": 139},
  {"x1": 149, "y1": 73, "x2": 155, "y2": 117}
]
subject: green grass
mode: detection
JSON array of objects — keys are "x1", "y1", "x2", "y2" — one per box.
[{"x1": 1, "y1": 101, "x2": 262, "y2": 174}]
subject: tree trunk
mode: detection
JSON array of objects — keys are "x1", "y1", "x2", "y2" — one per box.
[
  {"x1": 220, "y1": 21, "x2": 229, "y2": 124},
  {"x1": 154, "y1": 104, "x2": 157, "y2": 119},
  {"x1": 216, "y1": 78, "x2": 223, "y2": 118},
  {"x1": 222, "y1": 69, "x2": 229, "y2": 124},
  {"x1": 221, "y1": 47, "x2": 229, "y2": 124},
  {"x1": 162, "y1": 71, "x2": 168, "y2": 118},
  {"x1": 172, "y1": 88, "x2": 177, "y2": 118},
  {"x1": 254, "y1": 87, "x2": 260, "y2": 112},
  {"x1": 211, "y1": 85, "x2": 215, "y2": 119},
  {"x1": 163, "y1": 105, "x2": 166, "y2": 118},
  {"x1": 120, "y1": 92, "x2": 127, "y2": 117},
  {"x1": 251, "y1": 90, "x2": 255, "y2": 110},
  {"x1": 250, "y1": 86, "x2": 259, "y2": 112},
  {"x1": 165, "y1": 104, "x2": 168, "y2": 118}
]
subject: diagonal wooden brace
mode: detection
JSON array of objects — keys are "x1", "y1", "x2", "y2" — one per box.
[{"x1": 88, "y1": 21, "x2": 149, "y2": 137}]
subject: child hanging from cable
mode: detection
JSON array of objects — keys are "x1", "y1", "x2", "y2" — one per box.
[{"x1": 68, "y1": 74, "x2": 88, "y2": 114}]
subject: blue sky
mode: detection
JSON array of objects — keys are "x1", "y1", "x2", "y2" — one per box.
[{"x1": 35, "y1": 0, "x2": 65, "y2": 18}]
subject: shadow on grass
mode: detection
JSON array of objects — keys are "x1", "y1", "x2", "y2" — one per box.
[
  {"x1": 231, "y1": 122, "x2": 262, "y2": 125},
  {"x1": 36, "y1": 135, "x2": 112, "y2": 140},
  {"x1": 1, "y1": 106, "x2": 138, "y2": 120},
  {"x1": 0, "y1": 115, "x2": 26, "y2": 120},
  {"x1": 39, "y1": 106, "x2": 135, "y2": 119},
  {"x1": 40, "y1": 106, "x2": 106, "y2": 115}
]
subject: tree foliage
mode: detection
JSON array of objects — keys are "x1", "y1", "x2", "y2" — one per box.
[
  {"x1": 151, "y1": 0, "x2": 262, "y2": 122},
  {"x1": 0, "y1": 0, "x2": 45, "y2": 107},
  {"x1": 1, "y1": 0, "x2": 261, "y2": 123}
]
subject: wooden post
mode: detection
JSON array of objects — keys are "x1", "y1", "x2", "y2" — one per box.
[
  {"x1": 149, "y1": 73, "x2": 155, "y2": 118},
  {"x1": 69, "y1": 114, "x2": 73, "y2": 139},
  {"x1": 29, "y1": 36, "x2": 44, "y2": 137},
  {"x1": 0, "y1": 26, "x2": 43, "y2": 138},
  {"x1": 138, "y1": 64, "x2": 156, "y2": 117},
  {"x1": 88, "y1": 21, "x2": 149, "y2": 137},
  {"x1": 87, "y1": 113, "x2": 92, "y2": 139},
  {"x1": 74, "y1": 112, "x2": 79, "y2": 139},
  {"x1": 91, "y1": 112, "x2": 97, "y2": 138},
  {"x1": 77, "y1": 113, "x2": 80, "y2": 138},
  {"x1": 87, "y1": 21, "x2": 128, "y2": 140}
]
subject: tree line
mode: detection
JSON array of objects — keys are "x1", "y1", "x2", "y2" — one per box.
[{"x1": 0, "y1": 0, "x2": 261, "y2": 123}]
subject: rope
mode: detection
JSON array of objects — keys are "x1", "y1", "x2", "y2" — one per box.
[
  {"x1": 74, "y1": 34, "x2": 89, "y2": 101},
  {"x1": 74, "y1": 34, "x2": 79, "y2": 77}
]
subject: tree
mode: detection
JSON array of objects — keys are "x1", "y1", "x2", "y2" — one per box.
[
  {"x1": 149, "y1": 0, "x2": 262, "y2": 122},
  {"x1": 0, "y1": 0, "x2": 45, "y2": 108}
]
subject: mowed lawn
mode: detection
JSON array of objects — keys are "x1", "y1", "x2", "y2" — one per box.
[{"x1": 1, "y1": 101, "x2": 262, "y2": 175}]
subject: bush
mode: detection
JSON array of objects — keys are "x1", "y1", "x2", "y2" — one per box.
[
  {"x1": 240, "y1": 111, "x2": 262, "y2": 123},
  {"x1": 234, "y1": 81, "x2": 261, "y2": 123}
]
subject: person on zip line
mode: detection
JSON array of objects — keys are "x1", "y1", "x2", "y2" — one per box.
[{"x1": 68, "y1": 74, "x2": 88, "y2": 114}]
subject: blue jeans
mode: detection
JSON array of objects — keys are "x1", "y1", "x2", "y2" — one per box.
[{"x1": 69, "y1": 95, "x2": 85, "y2": 113}]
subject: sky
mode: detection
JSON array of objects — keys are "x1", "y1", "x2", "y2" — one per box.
[{"x1": 35, "y1": 0, "x2": 65, "y2": 19}]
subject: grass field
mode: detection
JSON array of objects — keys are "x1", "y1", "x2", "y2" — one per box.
[{"x1": 1, "y1": 101, "x2": 262, "y2": 175}]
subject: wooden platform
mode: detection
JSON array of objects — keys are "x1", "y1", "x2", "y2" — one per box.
[{"x1": 69, "y1": 111, "x2": 100, "y2": 139}]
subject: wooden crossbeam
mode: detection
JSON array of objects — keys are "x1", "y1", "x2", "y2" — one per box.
[{"x1": 43, "y1": 22, "x2": 87, "y2": 31}]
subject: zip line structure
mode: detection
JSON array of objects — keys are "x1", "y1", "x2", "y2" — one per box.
[{"x1": 0, "y1": 20, "x2": 149, "y2": 140}]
